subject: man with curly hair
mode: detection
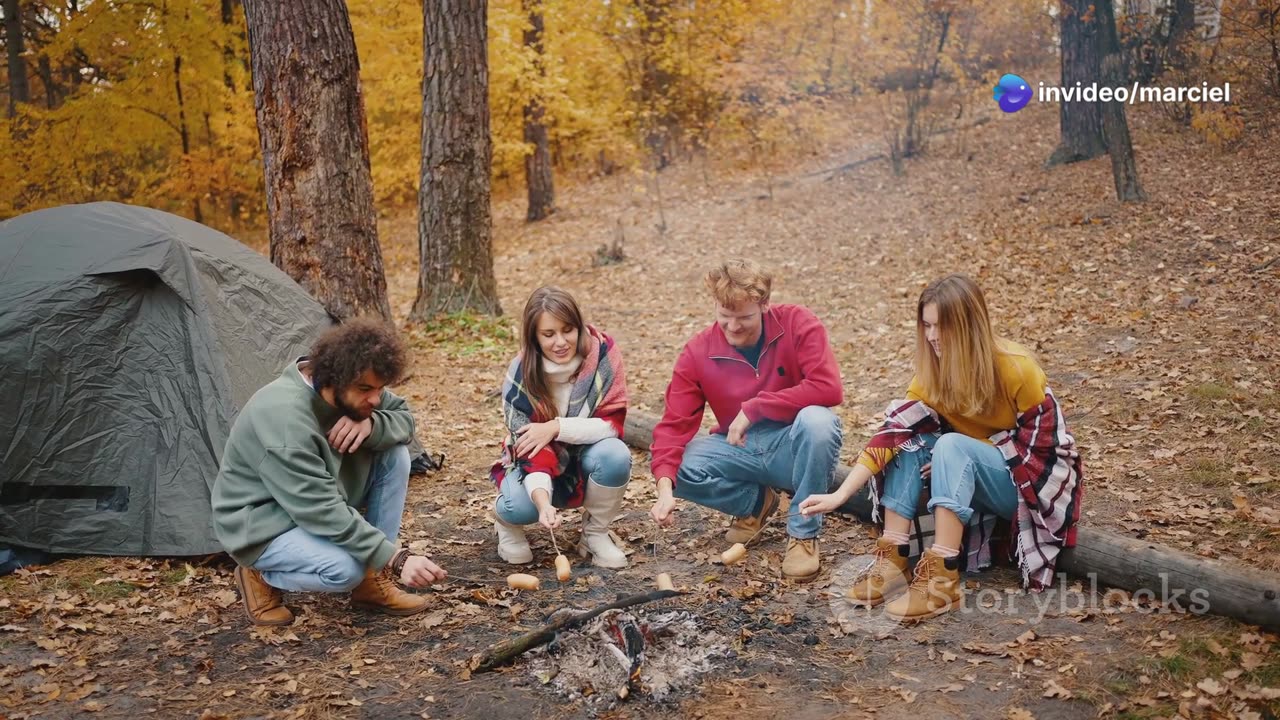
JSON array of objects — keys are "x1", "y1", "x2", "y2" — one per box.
[{"x1": 213, "y1": 319, "x2": 446, "y2": 626}]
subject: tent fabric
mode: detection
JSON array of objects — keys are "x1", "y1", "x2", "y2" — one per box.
[{"x1": 0, "y1": 202, "x2": 334, "y2": 556}]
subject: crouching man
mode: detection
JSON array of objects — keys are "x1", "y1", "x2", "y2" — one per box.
[
  {"x1": 649, "y1": 259, "x2": 845, "y2": 581},
  {"x1": 213, "y1": 319, "x2": 446, "y2": 626}
]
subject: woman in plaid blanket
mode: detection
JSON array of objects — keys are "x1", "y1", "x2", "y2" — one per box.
[
  {"x1": 489, "y1": 286, "x2": 632, "y2": 568},
  {"x1": 801, "y1": 274, "x2": 1083, "y2": 623}
]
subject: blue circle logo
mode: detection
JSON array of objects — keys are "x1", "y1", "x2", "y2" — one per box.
[{"x1": 993, "y1": 73, "x2": 1032, "y2": 113}]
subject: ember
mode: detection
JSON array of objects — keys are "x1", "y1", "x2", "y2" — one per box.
[{"x1": 528, "y1": 609, "x2": 732, "y2": 705}]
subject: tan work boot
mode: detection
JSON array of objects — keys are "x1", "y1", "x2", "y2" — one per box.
[
  {"x1": 782, "y1": 537, "x2": 821, "y2": 582},
  {"x1": 233, "y1": 566, "x2": 294, "y2": 627},
  {"x1": 846, "y1": 537, "x2": 911, "y2": 607},
  {"x1": 351, "y1": 569, "x2": 430, "y2": 616},
  {"x1": 725, "y1": 487, "x2": 780, "y2": 545},
  {"x1": 884, "y1": 549, "x2": 964, "y2": 623}
]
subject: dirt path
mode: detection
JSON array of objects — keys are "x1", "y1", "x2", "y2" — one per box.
[{"x1": 3, "y1": 100, "x2": 1279, "y2": 719}]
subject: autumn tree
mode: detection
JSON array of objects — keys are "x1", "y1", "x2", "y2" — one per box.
[
  {"x1": 3, "y1": 0, "x2": 30, "y2": 116},
  {"x1": 412, "y1": 0, "x2": 502, "y2": 317},
  {"x1": 1047, "y1": 0, "x2": 1107, "y2": 167},
  {"x1": 1096, "y1": 0, "x2": 1145, "y2": 201},
  {"x1": 242, "y1": 0, "x2": 392, "y2": 321},
  {"x1": 522, "y1": 0, "x2": 555, "y2": 221}
]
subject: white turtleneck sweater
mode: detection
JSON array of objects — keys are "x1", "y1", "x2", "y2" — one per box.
[{"x1": 522, "y1": 354, "x2": 618, "y2": 499}]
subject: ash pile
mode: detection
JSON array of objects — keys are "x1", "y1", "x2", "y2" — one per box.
[{"x1": 527, "y1": 608, "x2": 733, "y2": 707}]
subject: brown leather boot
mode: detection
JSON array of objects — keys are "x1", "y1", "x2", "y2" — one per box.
[
  {"x1": 350, "y1": 569, "x2": 429, "y2": 616},
  {"x1": 884, "y1": 549, "x2": 964, "y2": 623},
  {"x1": 847, "y1": 537, "x2": 910, "y2": 607},
  {"x1": 726, "y1": 487, "x2": 780, "y2": 545},
  {"x1": 782, "y1": 537, "x2": 821, "y2": 582},
  {"x1": 233, "y1": 566, "x2": 294, "y2": 627}
]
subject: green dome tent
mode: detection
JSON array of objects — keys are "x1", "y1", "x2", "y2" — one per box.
[{"x1": 0, "y1": 202, "x2": 334, "y2": 558}]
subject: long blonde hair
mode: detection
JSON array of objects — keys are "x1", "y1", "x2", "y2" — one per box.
[
  {"x1": 914, "y1": 274, "x2": 1003, "y2": 417},
  {"x1": 520, "y1": 286, "x2": 589, "y2": 420}
]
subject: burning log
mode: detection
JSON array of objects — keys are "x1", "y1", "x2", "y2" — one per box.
[{"x1": 473, "y1": 589, "x2": 682, "y2": 672}]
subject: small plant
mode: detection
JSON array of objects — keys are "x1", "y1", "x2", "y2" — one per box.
[
  {"x1": 594, "y1": 220, "x2": 627, "y2": 267},
  {"x1": 416, "y1": 310, "x2": 515, "y2": 360}
]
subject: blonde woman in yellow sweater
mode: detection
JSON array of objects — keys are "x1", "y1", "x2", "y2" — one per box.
[{"x1": 801, "y1": 274, "x2": 1083, "y2": 623}]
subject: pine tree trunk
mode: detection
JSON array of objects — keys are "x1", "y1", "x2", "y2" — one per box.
[
  {"x1": 4, "y1": 0, "x2": 30, "y2": 117},
  {"x1": 242, "y1": 0, "x2": 392, "y2": 321},
  {"x1": 1096, "y1": 0, "x2": 1146, "y2": 202},
  {"x1": 1047, "y1": 0, "x2": 1107, "y2": 167},
  {"x1": 522, "y1": 0, "x2": 555, "y2": 222},
  {"x1": 411, "y1": 0, "x2": 502, "y2": 318}
]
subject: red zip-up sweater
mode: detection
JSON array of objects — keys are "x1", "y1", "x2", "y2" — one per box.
[{"x1": 650, "y1": 304, "x2": 844, "y2": 483}]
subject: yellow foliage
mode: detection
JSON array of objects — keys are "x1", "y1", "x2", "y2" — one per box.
[
  {"x1": 1191, "y1": 105, "x2": 1245, "y2": 149},
  {"x1": 0, "y1": 0, "x2": 1085, "y2": 226}
]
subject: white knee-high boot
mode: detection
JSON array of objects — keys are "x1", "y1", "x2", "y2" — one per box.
[
  {"x1": 495, "y1": 516, "x2": 533, "y2": 564},
  {"x1": 576, "y1": 479, "x2": 628, "y2": 568}
]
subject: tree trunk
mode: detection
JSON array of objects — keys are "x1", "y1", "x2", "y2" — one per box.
[
  {"x1": 36, "y1": 55, "x2": 59, "y2": 109},
  {"x1": 242, "y1": 0, "x2": 392, "y2": 321},
  {"x1": 1168, "y1": 0, "x2": 1196, "y2": 67},
  {"x1": 411, "y1": 0, "x2": 502, "y2": 318},
  {"x1": 522, "y1": 0, "x2": 555, "y2": 222},
  {"x1": 4, "y1": 0, "x2": 31, "y2": 117},
  {"x1": 172, "y1": 54, "x2": 204, "y2": 223},
  {"x1": 1096, "y1": 0, "x2": 1146, "y2": 202},
  {"x1": 1047, "y1": 0, "x2": 1107, "y2": 167},
  {"x1": 637, "y1": 0, "x2": 674, "y2": 169}
]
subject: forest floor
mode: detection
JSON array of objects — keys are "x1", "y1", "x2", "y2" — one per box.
[{"x1": 3, "y1": 94, "x2": 1280, "y2": 719}]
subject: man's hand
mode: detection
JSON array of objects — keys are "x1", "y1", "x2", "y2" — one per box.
[
  {"x1": 650, "y1": 477, "x2": 677, "y2": 527},
  {"x1": 399, "y1": 555, "x2": 447, "y2": 588},
  {"x1": 328, "y1": 416, "x2": 373, "y2": 454},
  {"x1": 726, "y1": 410, "x2": 751, "y2": 447},
  {"x1": 514, "y1": 420, "x2": 559, "y2": 458}
]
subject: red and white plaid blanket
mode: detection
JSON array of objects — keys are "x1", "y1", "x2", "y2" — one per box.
[{"x1": 865, "y1": 390, "x2": 1083, "y2": 590}]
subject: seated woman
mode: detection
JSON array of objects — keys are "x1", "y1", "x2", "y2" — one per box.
[
  {"x1": 801, "y1": 274, "x2": 1083, "y2": 623},
  {"x1": 489, "y1": 286, "x2": 632, "y2": 569}
]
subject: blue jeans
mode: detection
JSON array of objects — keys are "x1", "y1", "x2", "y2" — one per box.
[
  {"x1": 880, "y1": 432, "x2": 1018, "y2": 525},
  {"x1": 253, "y1": 444, "x2": 410, "y2": 593},
  {"x1": 673, "y1": 406, "x2": 842, "y2": 539},
  {"x1": 494, "y1": 437, "x2": 632, "y2": 525}
]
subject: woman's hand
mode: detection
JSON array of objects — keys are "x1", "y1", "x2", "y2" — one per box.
[
  {"x1": 514, "y1": 420, "x2": 560, "y2": 458},
  {"x1": 538, "y1": 503, "x2": 561, "y2": 530},
  {"x1": 799, "y1": 491, "x2": 848, "y2": 517},
  {"x1": 921, "y1": 462, "x2": 932, "y2": 481}
]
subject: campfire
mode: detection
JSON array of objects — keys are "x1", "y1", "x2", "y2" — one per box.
[{"x1": 526, "y1": 608, "x2": 732, "y2": 705}]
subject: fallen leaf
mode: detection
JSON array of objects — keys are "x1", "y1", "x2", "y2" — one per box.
[
  {"x1": 938, "y1": 683, "x2": 965, "y2": 693},
  {"x1": 1043, "y1": 679, "x2": 1073, "y2": 699},
  {"x1": 1196, "y1": 678, "x2": 1224, "y2": 696}
]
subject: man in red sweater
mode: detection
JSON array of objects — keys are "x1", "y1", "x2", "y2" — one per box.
[{"x1": 649, "y1": 259, "x2": 844, "y2": 581}]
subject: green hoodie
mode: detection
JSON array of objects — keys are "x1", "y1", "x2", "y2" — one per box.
[{"x1": 212, "y1": 359, "x2": 415, "y2": 569}]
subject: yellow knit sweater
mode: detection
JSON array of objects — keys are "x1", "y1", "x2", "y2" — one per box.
[{"x1": 857, "y1": 345, "x2": 1047, "y2": 475}]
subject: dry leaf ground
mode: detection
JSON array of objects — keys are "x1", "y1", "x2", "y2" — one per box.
[{"x1": 2, "y1": 96, "x2": 1279, "y2": 719}]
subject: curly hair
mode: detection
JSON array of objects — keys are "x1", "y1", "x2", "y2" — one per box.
[{"x1": 308, "y1": 318, "x2": 408, "y2": 391}]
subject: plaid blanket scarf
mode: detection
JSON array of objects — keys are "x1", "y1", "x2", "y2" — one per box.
[
  {"x1": 865, "y1": 389, "x2": 1083, "y2": 590},
  {"x1": 489, "y1": 325, "x2": 627, "y2": 509}
]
